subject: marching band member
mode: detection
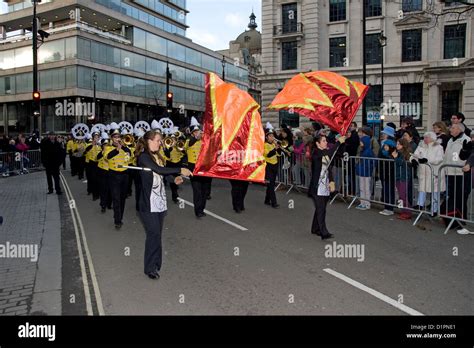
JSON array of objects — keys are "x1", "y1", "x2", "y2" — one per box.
[
  {"x1": 264, "y1": 128, "x2": 282, "y2": 208},
  {"x1": 84, "y1": 132, "x2": 102, "y2": 200},
  {"x1": 97, "y1": 133, "x2": 112, "y2": 213},
  {"x1": 66, "y1": 135, "x2": 75, "y2": 175},
  {"x1": 229, "y1": 179, "x2": 249, "y2": 213},
  {"x1": 135, "y1": 130, "x2": 192, "y2": 279},
  {"x1": 107, "y1": 129, "x2": 131, "y2": 229},
  {"x1": 73, "y1": 138, "x2": 86, "y2": 180},
  {"x1": 163, "y1": 134, "x2": 186, "y2": 203},
  {"x1": 185, "y1": 125, "x2": 211, "y2": 218}
]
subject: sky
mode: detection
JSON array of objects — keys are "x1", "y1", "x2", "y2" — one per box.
[
  {"x1": 0, "y1": 0, "x2": 262, "y2": 52},
  {"x1": 186, "y1": 0, "x2": 261, "y2": 51}
]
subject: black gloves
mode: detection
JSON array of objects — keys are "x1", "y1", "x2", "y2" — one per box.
[
  {"x1": 462, "y1": 140, "x2": 473, "y2": 152},
  {"x1": 418, "y1": 158, "x2": 428, "y2": 164}
]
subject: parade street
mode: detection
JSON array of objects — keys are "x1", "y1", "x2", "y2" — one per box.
[{"x1": 1, "y1": 170, "x2": 473, "y2": 316}]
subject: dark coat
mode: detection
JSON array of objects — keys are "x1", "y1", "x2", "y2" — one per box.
[
  {"x1": 40, "y1": 138, "x2": 63, "y2": 168},
  {"x1": 309, "y1": 144, "x2": 343, "y2": 197}
]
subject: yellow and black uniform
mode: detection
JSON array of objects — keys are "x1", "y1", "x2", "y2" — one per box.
[
  {"x1": 97, "y1": 143, "x2": 112, "y2": 212},
  {"x1": 66, "y1": 138, "x2": 75, "y2": 175},
  {"x1": 164, "y1": 143, "x2": 185, "y2": 203},
  {"x1": 84, "y1": 141, "x2": 102, "y2": 200},
  {"x1": 107, "y1": 144, "x2": 131, "y2": 228},
  {"x1": 185, "y1": 136, "x2": 211, "y2": 217},
  {"x1": 72, "y1": 140, "x2": 86, "y2": 180},
  {"x1": 264, "y1": 140, "x2": 282, "y2": 207}
]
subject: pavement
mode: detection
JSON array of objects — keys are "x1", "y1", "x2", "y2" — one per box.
[{"x1": 1, "y1": 168, "x2": 473, "y2": 316}]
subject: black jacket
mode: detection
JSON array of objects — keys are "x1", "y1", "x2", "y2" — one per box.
[
  {"x1": 345, "y1": 130, "x2": 359, "y2": 157},
  {"x1": 40, "y1": 138, "x2": 63, "y2": 168},
  {"x1": 309, "y1": 144, "x2": 343, "y2": 197},
  {"x1": 137, "y1": 152, "x2": 181, "y2": 213}
]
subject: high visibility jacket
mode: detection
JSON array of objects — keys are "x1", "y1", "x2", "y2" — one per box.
[
  {"x1": 107, "y1": 146, "x2": 131, "y2": 172},
  {"x1": 264, "y1": 142, "x2": 281, "y2": 165},
  {"x1": 185, "y1": 138, "x2": 201, "y2": 164}
]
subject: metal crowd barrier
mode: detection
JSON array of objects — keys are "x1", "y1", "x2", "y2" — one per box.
[
  {"x1": 437, "y1": 164, "x2": 474, "y2": 234},
  {"x1": 0, "y1": 150, "x2": 43, "y2": 177}
]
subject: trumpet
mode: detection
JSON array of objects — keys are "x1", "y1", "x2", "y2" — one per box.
[
  {"x1": 274, "y1": 139, "x2": 289, "y2": 148},
  {"x1": 123, "y1": 134, "x2": 135, "y2": 147},
  {"x1": 164, "y1": 137, "x2": 175, "y2": 149}
]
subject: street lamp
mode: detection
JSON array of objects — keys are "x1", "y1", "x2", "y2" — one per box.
[
  {"x1": 92, "y1": 71, "x2": 97, "y2": 122},
  {"x1": 378, "y1": 31, "x2": 387, "y2": 135},
  {"x1": 221, "y1": 56, "x2": 226, "y2": 81}
]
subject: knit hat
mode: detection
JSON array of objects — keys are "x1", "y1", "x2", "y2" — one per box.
[
  {"x1": 361, "y1": 126, "x2": 373, "y2": 137},
  {"x1": 382, "y1": 139, "x2": 396, "y2": 148},
  {"x1": 381, "y1": 126, "x2": 395, "y2": 138}
]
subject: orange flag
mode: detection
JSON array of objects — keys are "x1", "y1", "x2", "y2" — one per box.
[
  {"x1": 269, "y1": 71, "x2": 369, "y2": 135},
  {"x1": 193, "y1": 73, "x2": 266, "y2": 182}
]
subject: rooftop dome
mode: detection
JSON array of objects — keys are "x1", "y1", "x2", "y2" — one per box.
[{"x1": 234, "y1": 12, "x2": 261, "y2": 53}]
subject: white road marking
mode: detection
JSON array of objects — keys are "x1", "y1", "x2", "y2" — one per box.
[
  {"x1": 323, "y1": 268, "x2": 424, "y2": 316},
  {"x1": 60, "y1": 174, "x2": 93, "y2": 315},
  {"x1": 179, "y1": 199, "x2": 248, "y2": 231},
  {"x1": 61, "y1": 173, "x2": 105, "y2": 315}
]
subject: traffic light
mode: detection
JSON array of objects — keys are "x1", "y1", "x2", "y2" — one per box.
[
  {"x1": 33, "y1": 91, "x2": 40, "y2": 102},
  {"x1": 166, "y1": 92, "x2": 173, "y2": 110}
]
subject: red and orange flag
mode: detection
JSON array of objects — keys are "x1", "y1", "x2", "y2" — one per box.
[
  {"x1": 193, "y1": 73, "x2": 266, "y2": 182},
  {"x1": 269, "y1": 71, "x2": 369, "y2": 135}
]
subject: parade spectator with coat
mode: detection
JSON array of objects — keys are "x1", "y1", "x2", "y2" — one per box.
[{"x1": 40, "y1": 131, "x2": 63, "y2": 195}]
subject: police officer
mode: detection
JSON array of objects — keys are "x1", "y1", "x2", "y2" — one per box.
[
  {"x1": 264, "y1": 129, "x2": 281, "y2": 208},
  {"x1": 163, "y1": 135, "x2": 186, "y2": 203},
  {"x1": 107, "y1": 129, "x2": 131, "y2": 229},
  {"x1": 185, "y1": 126, "x2": 211, "y2": 218}
]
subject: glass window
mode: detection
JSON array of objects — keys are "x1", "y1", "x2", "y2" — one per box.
[
  {"x1": 146, "y1": 31, "x2": 167, "y2": 55},
  {"x1": 40, "y1": 69, "x2": 65, "y2": 90},
  {"x1": 146, "y1": 57, "x2": 166, "y2": 77},
  {"x1": 167, "y1": 40, "x2": 186, "y2": 62},
  {"x1": 0, "y1": 50, "x2": 15, "y2": 70},
  {"x1": 402, "y1": 29, "x2": 422, "y2": 62},
  {"x1": 169, "y1": 64, "x2": 185, "y2": 82},
  {"x1": 186, "y1": 48, "x2": 202, "y2": 67},
  {"x1": 365, "y1": 33, "x2": 382, "y2": 64},
  {"x1": 155, "y1": 0, "x2": 164, "y2": 14},
  {"x1": 330, "y1": 0, "x2": 346, "y2": 22},
  {"x1": 186, "y1": 69, "x2": 204, "y2": 86},
  {"x1": 65, "y1": 37, "x2": 77, "y2": 59},
  {"x1": 202, "y1": 54, "x2": 216, "y2": 72},
  {"x1": 282, "y1": 3, "x2": 298, "y2": 33},
  {"x1": 136, "y1": 79, "x2": 147, "y2": 97},
  {"x1": 66, "y1": 66, "x2": 76, "y2": 88},
  {"x1": 400, "y1": 83, "x2": 423, "y2": 127},
  {"x1": 444, "y1": 24, "x2": 466, "y2": 59},
  {"x1": 402, "y1": 0, "x2": 422, "y2": 12},
  {"x1": 78, "y1": 66, "x2": 92, "y2": 89},
  {"x1": 279, "y1": 110, "x2": 299, "y2": 127},
  {"x1": 329, "y1": 37, "x2": 346, "y2": 67},
  {"x1": 133, "y1": 28, "x2": 146, "y2": 50},
  {"x1": 78, "y1": 38, "x2": 91, "y2": 60},
  {"x1": 39, "y1": 39, "x2": 65, "y2": 64},
  {"x1": 170, "y1": 85, "x2": 185, "y2": 103},
  {"x1": 365, "y1": 0, "x2": 382, "y2": 17},
  {"x1": 282, "y1": 41, "x2": 297, "y2": 70},
  {"x1": 365, "y1": 84, "x2": 382, "y2": 111},
  {"x1": 121, "y1": 75, "x2": 134, "y2": 96},
  {"x1": 15, "y1": 73, "x2": 33, "y2": 94},
  {"x1": 14, "y1": 46, "x2": 33, "y2": 68}
]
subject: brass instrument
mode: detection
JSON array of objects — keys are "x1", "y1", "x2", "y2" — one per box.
[
  {"x1": 274, "y1": 139, "x2": 291, "y2": 156},
  {"x1": 123, "y1": 134, "x2": 135, "y2": 147},
  {"x1": 164, "y1": 136, "x2": 176, "y2": 149},
  {"x1": 176, "y1": 139, "x2": 185, "y2": 151}
]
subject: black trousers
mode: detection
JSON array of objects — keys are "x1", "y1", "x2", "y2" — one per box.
[
  {"x1": 86, "y1": 161, "x2": 99, "y2": 198},
  {"x1": 230, "y1": 179, "x2": 249, "y2": 211},
  {"x1": 75, "y1": 156, "x2": 85, "y2": 180},
  {"x1": 134, "y1": 172, "x2": 141, "y2": 211},
  {"x1": 311, "y1": 195, "x2": 330, "y2": 237},
  {"x1": 109, "y1": 171, "x2": 129, "y2": 225},
  {"x1": 191, "y1": 176, "x2": 211, "y2": 216},
  {"x1": 381, "y1": 177, "x2": 396, "y2": 211},
  {"x1": 167, "y1": 162, "x2": 180, "y2": 200},
  {"x1": 46, "y1": 166, "x2": 61, "y2": 193},
  {"x1": 265, "y1": 163, "x2": 278, "y2": 205},
  {"x1": 444, "y1": 174, "x2": 472, "y2": 229},
  {"x1": 127, "y1": 169, "x2": 138, "y2": 196},
  {"x1": 98, "y1": 168, "x2": 112, "y2": 209},
  {"x1": 139, "y1": 211, "x2": 166, "y2": 275},
  {"x1": 70, "y1": 155, "x2": 77, "y2": 176}
]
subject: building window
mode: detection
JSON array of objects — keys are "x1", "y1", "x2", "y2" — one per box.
[
  {"x1": 365, "y1": 0, "x2": 382, "y2": 17},
  {"x1": 365, "y1": 33, "x2": 382, "y2": 65},
  {"x1": 282, "y1": 41, "x2": 297, "y2": 70},
  {"x1": 366, "y1": 84, "x2": 382, "y2": 111},
  {"x1": 400, "y1": 83, "x2": 423, "y2": 127},
  {"x1": 282, "y1": 3, "x2": 298, "y2": 33},
  {"x1": 329, "y1": 37, "x2": 346, "y2": 67},
  {"x1": 402, "y1": 0, "x2": 422, "y2": 12},
  {"x1": 329, "y1": 0, "x2": 346, "y2": 22},
  {"x1": 444, "y1": 24, "x2": 466, "y2": 59},
  {"x1": 402, "y1": 29, "x2": 422, "y2": 62},
  {"x1": 279, "y1": 110, "x2": 300, "y2": 128},
  {"x1": 442, "y1": 90, "x2": 461, "y2": 122}
]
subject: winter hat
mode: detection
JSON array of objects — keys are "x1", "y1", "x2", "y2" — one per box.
[
  {"x1": 381, "y1": 126, "x2": 395, "y2": 138},
  {"x1": 361, "y1": 126, "x2": 372, "y2": 137},
  {"x1": 382, "y1": 139, "x2": 396, "y2": 148}
]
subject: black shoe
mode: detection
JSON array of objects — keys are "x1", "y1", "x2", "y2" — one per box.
[
  {"x1": 93, "y1": 196, "x2": 99, "y2": 201},
  {"x1": 196, "y1": 212, "x2": 206, "y2": 218},
  {"x1": 101, "y1": 207, "x2": 106, "y2": 213},
  {"x1": 272, "y1": 204, "x2": 280, "y2": 209},
  {"x1": 56, "y1": 191, "x2": 62, "y2": 195},
  {"x1": 264, "y1": 201, "x2": 271, "y2": 206},
  {"x1": 115, "y1": 222, "x2": 123, "y2": 230},
  {"x1": 312, "y1": 231, "x2": 321, "y2": 236},
  {"x1": 234, "y1": 209, "x2": 242, "y2": 214},
  {"x1": 321, "y1": 233, "x2": 334, "y2": 240},
  {"x1": 107, "y1": 206, "x2": 112, "y2": 210},
  {"x1": 47, "y1": 190, "x2": 53, "y2": 194},
  {"x1": 206, "y1": 196, "x2": 211, "y2": 200},
  {"x1": 147, "y1": 273, "x2": 158, "y2": 280},
  {"x1": 172, "y1": 198, "x2": 179, "y2": 204},
  {"x1": 87, "y1": 192, "x2": 91, "y2": 196},
  {"x1": 241, "y1": 207, "x2": 245, "y2": 211}
]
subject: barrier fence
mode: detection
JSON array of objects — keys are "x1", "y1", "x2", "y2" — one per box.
[
  {"x1": 275, "y1": 151, "x2": 474, "y2": 234},
  {"x1": 0, "y1": 150, "x2": 43, "y2": 177}
]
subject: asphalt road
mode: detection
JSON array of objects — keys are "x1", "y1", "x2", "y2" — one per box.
[{"x1": 62, "y1": 173, "x2": 474, "y2": 315}]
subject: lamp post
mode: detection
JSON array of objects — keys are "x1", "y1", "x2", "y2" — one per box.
[
  {"x1": 32, "y1": 0, "x2": 40, "y2": 133},
  {"x1": 362, "y1": 0, "x2": 367, "y2": 125},
  {"x1": 378, "y1": 31, "x2": 387, "y2": 136},
  {"x1": 92, "y1": 71, "x2": 97, "y2": 122},
  {"x1": 221, "y1": 56, "x2": 226, "y2": 81}
]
